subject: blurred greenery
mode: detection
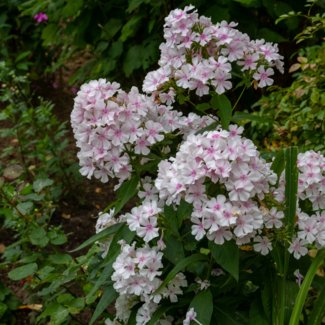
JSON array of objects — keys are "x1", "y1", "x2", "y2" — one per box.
[{"x1": 0, "y1": 0, "x2": 317, "y2": 92}]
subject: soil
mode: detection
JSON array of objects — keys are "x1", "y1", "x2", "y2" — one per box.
[{"x1": 0, "y1": 62, "x2": 133, "y2": 324}]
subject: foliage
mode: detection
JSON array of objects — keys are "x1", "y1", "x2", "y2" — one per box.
[
  {"x1": 0, "y1": 0, "x2": 311, "y2": 88},
  {"x1": 0, "y1": 62, "x2": 82, "y2": 199},
  {"x1": 243, "y1": 1, "x2": 325, "y2": 154},
  {"x1": 0, "y1": 281, "x2": 20, "y2": 325},
  {"x1": 0, "y1": 165, "x2": 101, "y2": 325}
]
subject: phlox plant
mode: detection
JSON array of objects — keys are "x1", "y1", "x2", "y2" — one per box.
[{"x1": 67, "y1": 5, "x2": 325, "y2": 325}]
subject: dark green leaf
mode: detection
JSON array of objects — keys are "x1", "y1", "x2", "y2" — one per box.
[
  {"x1": 89, "y1": 285, "x2": 118, "y2": 325},
  {"x1": 196, "y1": 103, "x2": 211, "y2": 112},
  {"x1": 195, "y1": 122, "x2": 219, "y2": 135},
  {"x1": 70, "y1": 222, "x2": 123, "y2": 252},
  {"x1": 189, "y1": 289, "x2": 213, "y2": 325},
  {"x1": 49, "y1": 254, "x2": 73, "y2": 265},
  {"x1": 114, "y1": 175, "x2": 140, "y2": 216},
  {"x1": 8, "y1": 263, "x2": 38, "y2": 281},
  {"x1": 211, "y1": 94, "x2": 232, "y2": 130},
  {"x1": 4, "y1": 295, "x2": 20, "y2": 311},
  {"x1": 155, "y1": 254, "x2": 209, "y2": 292},
  {"x1": 15, "y1": 51, "x2": 31, "y2": 62},
  {"x1": 209, "y1": 240, "x2": 239, "y2": 281},
  {"x1": 256, "y1": 28, "x2": 288, "y2": 43},
  {"x1": 163, "y1": 234, "x2": 185, "y2": 265},
  {"x1": 16, "y1": 202, "x2": 33, "y2": 215},
  {"x1": 249, "y1": 293, "x2": 269, "y2": 325},
  {"x1": 61, "y1": 0, "x2": 83, "y2": 17}
]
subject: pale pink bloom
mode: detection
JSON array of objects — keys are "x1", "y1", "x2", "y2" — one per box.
[
  {"x1": 265, "y1": 207, "x2": 284, "y2": 228},
  {"x1": 288, "y1": 239, "x2": 308, "y2": 259},
  {"x1": 191, "y1": 216, "x2": 206, "y2": 240},
  {"x1": 137, "y1": 217, "x2": 159, "y2": 242},
  {"x1": 106, "y1": 122, "x2": 129, "y2": 146},
  {"x1": 145, "y1": 121, "x2": 164, "y2": 144},
  {"x1": 237, "y1": 53, "x2": 260, "y2": 71},
  {"x1": 207, "y1": 227, "x2": 232, "y2": 245},
  {"x1": 188, "y1": 79, "x2": 210, "y2": 97},
  {"x1": 135, "y1": 136, "x2": 150, "y2": 155},
  {"x1": 253, "y1": 236, "x2": 272, "y2": 255},
  {"x1": 209, "y1": 56, "x2": 231, "y2": 72},
  {"x1": 175, "y1": 64, "x2": 193, "y2": 88},
  {"x1": 253, "y1": 66, "x2": 274, "y2": 88},
  {"x1": 211, "y1": 70, "x2": 232, "y2": 95},
  {"x1": 94, "y1": 164, "x2": 113, "y2": 183},
  {"x1": 294, "y1": 269, "x2": 304, "y2": 288}
]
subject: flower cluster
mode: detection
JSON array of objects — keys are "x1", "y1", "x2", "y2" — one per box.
[
  {"x1": 155, "y1": 125, "x2": 277, "y2": 249},
  {"x1": 143, "y1": 5, "x2": 284, "y2": 96},
  {"x1": 112, "y1": 242, "x2": 187, "y2": 324},
  {"x1": 71, "y1": 80, "x2": 213, "y2": 187},
  {"x1": 274, "y1": 150, "x2": 325, "y2": 257}
]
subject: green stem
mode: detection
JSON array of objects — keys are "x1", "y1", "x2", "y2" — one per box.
[
  {"x1": 206, "y1": 254, "x2": 213, "y2": 280},
  {"x1": 289, "y1": 248, "x2": 325, "y2": 325},
  {"x1": 232, "y1": 86, "x2": 246, "y2": 111}
]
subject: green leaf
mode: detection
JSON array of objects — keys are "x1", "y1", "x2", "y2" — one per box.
[
  {"x1": 164, "y1": 205, "x2": 178, "y2": 233},
  {"x1": 123, "y1": 45, "x2": 142, "y2": 77},
  {"x1": 127, "y1": 0, "x2": 147, "y2": 12},
  {"x1": 4, "y1": 295, "x2": 21, "y2": 311},
  {"x1": 259, "y1": 151, "x2": 277, "y2": 161},
  {"x1": 249, "y1": 293, "x2": 269, "y2": 325},
  {"x1": 70, "y1": 222, "x2": 123, "y2": 252},
  {"x1": 103, "y1": 18, "x2": 123, "y2": 38},
  {"x1": 231, "y1": 112, "x2": 273, "y2": 124},
  {"x1": 307, "y1": 278, "x2": 325, "y2": 324},
  {"x1": 41, "y1": 24, "x2": 61, "y2": 46},
  {"x1": 0, "y1": 302, "x2": 7, "y2": 318},
  {"x1": 270, "y1": 242, "x2": 284, "y2": 274},
  {"x1": 8, "y1": 263, "x2": 38, "y2": 281},
  {"x1": 284, "y1": 147, "x2": 299, "y2": 240},
  {"x1": 196, "y1": 103, "x2": 211, "y2": 112},
  {"x1": 177, "y1": 199, "x2": 193, "y2": 227},
  {"x1": 37, "y1": 301, "x2": 69, "y2": 324},
  {"x1": 89, "y1": 285, "x2": 118, "y2": 325},
  {"x1": 61, "y1": 0, "x2": 83, "y2": 17},
  {"x1": 270, "y1": 149, "x2": 285, "y2": 187},
  {"x1": 195, "y1": 122, "x2": 219, "y2": 135},
  {"x1": 147, "y1": 299, "x2": 190, "y2": 325},
  {"x1": 163, "y1": 234, "x2": 185, "y2": 265},
  {"x1": 49, "y1": 254, "x2": 73, "y2": 265},
  {"x1": 155, "y1": 254, "x2": 209, "y2": 293},
  {"x1": 211, "y1": 94, "x2": 232, "y2": 130},
  {"x1": 65, "y1": 298, "x2": 85, "y2": 314},
  {"x1": 213, "y1": 306, "x2": 248, "y2": 324},
  {"x1": 15, "y1": 51, "x2": 31, "y2": 62},
  {"x1": 87, "y1": 224, "x2": 135, "y2": 298},
  {"x1": 256, "y1": 28, "x2": 288, "y2": 43},
  {"x1": 113, "y1": 175, "x2": 140, "y2": 216},
  {"x1": 33, "y1": 179, "x2": 54, "y2": 192},
  {"x1": 16, "y1": 202, "x2": 33, "y2": 215},
  {"x1": 209, "y1": 240, "x2": 239, "y2": 281},
  {"x1": 189, "y1": 289, "x2": 213, "y2": 324},
  {"x1": 30, "y1": 228, "x2": 49, "y2": 247},
  {"x1": 57, "y1": 294, "x2": 74, "y2": 305},
  {"x1": 289, "y1": 249, "x2": 325, "y2": 325}
]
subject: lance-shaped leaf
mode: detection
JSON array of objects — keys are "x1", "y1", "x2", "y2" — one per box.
[
  {"x1": 270, "y1": 149, "x2": 285, "y2": 187},
  {"x1": 155, "y1": 254, "x2": 209, "y2": 293},
  {"x1": 89, "y1": 285, "x2": 118, "y2": 325},
  {"x1": 113, "y1": 174, "x2": 139, "y2": 216},
  {"x1": 188, "y1": 289, "x2": 213, "y2": 324},
  {"x1": 211, "y1": 94, "x2": 232, "y2": 130},
  {"x1": 289, "y1": 249, "x2": 325, "y2": 325},
  {"x1": 69, "y1": 222, "x2": 123, "y2": 252},
  {"x1": 231, "y1": 112, "x2": 273, "y2": 123}
]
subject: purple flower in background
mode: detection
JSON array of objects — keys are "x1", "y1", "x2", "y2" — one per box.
[
  {"x1": 71, "y1": 87, "x2": 78, "y2": 93},
  {"x1": 34, "y1": 13, "x2": 48, "y2": 23},
  {"x1": 52, "y1": 82, "x2": 58, "y2": 88},
  {"x1": 30, "y1": 84, "x2": 36, "y2": 88}
]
